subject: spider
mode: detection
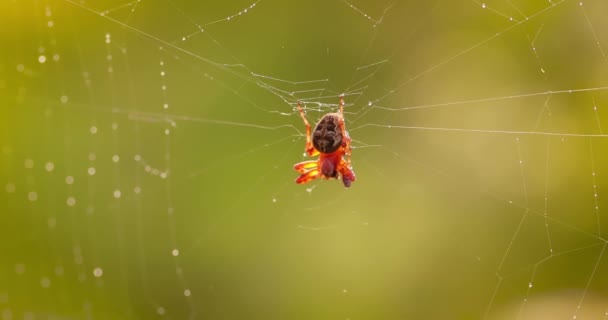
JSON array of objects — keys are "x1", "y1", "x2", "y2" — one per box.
[{"x1": 293, "y1": 94, "x2": 356, "y2": 187}]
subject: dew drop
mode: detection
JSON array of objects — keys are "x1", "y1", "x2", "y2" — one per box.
[
  {"x1": 15, "y1": 263, "x2": 25, "y2": 274},
  {"x1": 5, "y1": 183, "x2": 16, "y2": 193},
  {"x1": 24, "y1": 158, "x2": 34, "y2": 169},
  {"x1": 93, "y1": 267, "x2": 103, "y2": 278},
  {"x1": 28, "y1": 191, "x2": 38, "y2": 202},
  {"x1": 40, "y1": 277, "x2": 50, "y2": 288}
]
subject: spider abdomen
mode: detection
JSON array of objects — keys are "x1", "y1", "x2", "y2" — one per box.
[{"x1": 312, "y1": 114, "x2": 343, "y2": 154}]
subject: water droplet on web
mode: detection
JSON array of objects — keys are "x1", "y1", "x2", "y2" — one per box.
[
  {"x1": 157, "y1": 307, "x2": 165, "y2": 315},
  {"x1": 481, "y1": 3, "x2": 486, "y2": 8},
  {"x1": 172, "y1": 249, "x2": 179, "y2": 256},
  {"x1": 65, "y1": 176, "x2": 74, "y2": 185},
  {"x1": 45, "y1": 162, "x2": 54, "y2": 172},
  {"x1": 184, "y1": 289, "x2": 191, "y2": 297},
  {"x1": 38, "y1": 55, "x2": 47, "y2": 64},
  {"x1": 88, "y1": 167, "x2": 96, "y2": 176}
]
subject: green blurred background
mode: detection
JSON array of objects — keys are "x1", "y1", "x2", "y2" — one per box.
[{"x1": 2, "y1": 0, "x2": 608, "y2": 319}]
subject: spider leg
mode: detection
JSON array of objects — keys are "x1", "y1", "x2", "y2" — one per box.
[
  {"x1": 337, "y1": 108, "x2": 353, "y2": 166},
  {"x1": 293, "y1": 160, "x2": 318, "y2": 173},
  {"x1": 297, "y1": 101, "x2": 318, "y2": 157},
  {"x1": 337, "y1": 158, "x2": 356, "y2": 188},
  {"x1": 295, "y1": 168, "x2": 321, "y2": 185}
]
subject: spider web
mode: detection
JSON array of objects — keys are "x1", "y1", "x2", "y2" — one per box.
[{"x1": 2, "y1": 0, "x2": 608, "y2": 319}]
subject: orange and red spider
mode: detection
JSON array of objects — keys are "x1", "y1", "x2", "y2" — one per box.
[{"x1": 293, "y1": 94, "x2": 356, "y2": 187}]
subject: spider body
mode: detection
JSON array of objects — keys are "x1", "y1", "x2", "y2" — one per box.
[
  {"x1": 294, "y1": 95, "x2": 356, "y2": 187},
  {"x1": 312, "y1": 113, "x2": 343, "y2": 154}
]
